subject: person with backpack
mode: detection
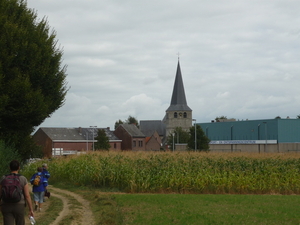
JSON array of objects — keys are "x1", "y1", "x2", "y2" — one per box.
[
  {"x1": 30, "y1": 167, "x2": 48, "y2": 212},
  {"x1": 0, "y1": 160, "x2": 34, "y2": 225},
  {"x1": 42, "y1": 163, "x2": 50, "y2": 180}
]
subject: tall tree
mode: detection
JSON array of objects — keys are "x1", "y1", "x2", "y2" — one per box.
[
  {"x1": 0, "y1": 0, "x2": 68, "y2": 159},
  {"x1": 188, "y1": 124, "x2": 210, "y2": 151},
  {"x1": 114, "y1": 119, "x2": 124, "y2": 129},
  {"x1": 94, "y1": 129, "x2": 110, "y2": 150},
  {"x1": 167, "y1": 127, "x2": 190, "y2": 150},
  {"x1": 125, "y1": 115, "x2": 139, "y2": 127},
  {"x1": 115, "y1": 115, "x2": 139, "y2": 129}
]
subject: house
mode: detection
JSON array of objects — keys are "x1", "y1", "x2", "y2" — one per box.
[
  {"x1": 145, "y1": 131, "x2": 162, "y2": 151},
  {"x1": 114, "y1": 124, "x2": 146, "y2": 151},
  {"x1": 33, "y1": 127, "x2": 122, "y2": 157}
]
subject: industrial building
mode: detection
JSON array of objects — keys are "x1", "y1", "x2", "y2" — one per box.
[{"x1": 199, "y1": 118, "x2": 300, "y2": 153}]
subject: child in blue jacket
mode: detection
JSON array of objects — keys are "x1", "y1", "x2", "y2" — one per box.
[{"x1": 30, "y1": 167, "x2": 48, "y2": 212}]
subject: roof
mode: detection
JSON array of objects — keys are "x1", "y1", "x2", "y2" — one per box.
[
  {"x1": 38, "y1": 127, "x2": 120, "y2": 141},
  {"x1": 166, "y1": 61, "x2": 192, "y2": 111},
  {"x1": 198, "y1": 118, "x2": 300, "y2": 143},
  {"x1": 120, "y1": 124, "x2": 145, "y2": 137},
  {"x1": 139, "y1": 120, "x2": 166, "y2": 137}
]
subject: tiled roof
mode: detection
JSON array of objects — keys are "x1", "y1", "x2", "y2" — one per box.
[
  {"x1": 139, "y1": 120, "x2": 166, "y2": 137},
  {"x1": 39, "y1": 127, "x2": 120, "y2": 141},
  {"x1": 120, "y1": 124, "x2": 145, "y2": 137}
]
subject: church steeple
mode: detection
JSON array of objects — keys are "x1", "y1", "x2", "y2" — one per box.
[
  {"x1": 163, "y1": 60, "x2": 192, "y2": 139},
  {"x1": 167, "y1": 60, "x2": 191, "y2": 111}
]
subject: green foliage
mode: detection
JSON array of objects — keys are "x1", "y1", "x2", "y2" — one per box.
[
  {"x1": 166, "y1": 127, "x2": 190, "y2": 150},
  {"x1": 94, "y1": 129, "x2": 110, "y2": 150},
  {"x1": 115, "y1": 115, "x2": 139, "y2": 129},
  {"x1": 0, "y1": 140, "x2": 22, "y2": 175},
  {"x1": 125, "y1": 115, "x2": 138, "y2": 126},
  {"x1": 215, "y1": 115, "x2": 227, "y2": 121},
  {"x1": 188, "y1": 124, "x2": 210, "y2": 151},
  {"x1": 23, "y1": 152, "x2": 300, "y2": 194},
  {"x1": 114, "y1": 119, "x2": 123, "y2": 129},
  {"x1": 0, "y1": 0, "x2": 68, "y2": 159}
]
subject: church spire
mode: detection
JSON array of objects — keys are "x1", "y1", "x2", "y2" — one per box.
[{"x1": 167, "y1": 60, "x2": 191, "y2": 111}]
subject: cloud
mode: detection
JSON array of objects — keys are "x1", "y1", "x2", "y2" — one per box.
[{"x1": 26, "y1": 0, "x2": 300, "y2": 129}]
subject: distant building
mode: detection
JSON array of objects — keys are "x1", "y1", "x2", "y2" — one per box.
[
  {"x1": 114, "y1": 124, "x2": 146, "y2": 151},
  {"x1": 140, "y1": 60, "x2": 192, "y2": 148},
  {"x1": 145, "y1": 131, "x2": 162, "y2": 151},
  {"x1": 199, "y1": 118, "x2": 300, "y2": 153},
  {"x1": 163, "y1": 60, "x2": 192, "y2": 137},
  {"x1": 33, "y1": 127, "x2": 121, "y2": 157}
]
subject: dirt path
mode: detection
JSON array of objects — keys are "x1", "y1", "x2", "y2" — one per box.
[
  {"x1": 30, "y1": 186, "x2": 95, "y2": 225},
  {"x1": 48, "y1": 186, "x2": 95, "y2": 225}
]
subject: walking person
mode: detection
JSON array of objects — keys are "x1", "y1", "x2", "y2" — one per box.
[
  {"x1": 42, "y1": 163, "x2": 50, "y2": 199},
  {"x1": 42, "y1": 163, "x2": 50, "y2": 180},
  {"x1": 30, "y1": 167, "x2": 48, "y2": 212},
  {"x1": 0, "y1": 160, "x2": 34, "y2": 225}
]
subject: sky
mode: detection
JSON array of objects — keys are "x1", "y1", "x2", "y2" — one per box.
[{"x1": 26, "y1": 0, "x2": 300, "y2": 130}]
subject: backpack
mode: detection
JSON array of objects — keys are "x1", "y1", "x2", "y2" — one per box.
[
  {"x1": 0, "y1": 174, "x2": 23, "y2": 203},
  {"x1": 33, "y1": 175, "x2": 41, "y2": 186}
]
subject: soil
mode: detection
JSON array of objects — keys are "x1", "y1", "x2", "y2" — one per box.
[{"x1": 30, "y1": 185, "x2": 95, "y2": 225}]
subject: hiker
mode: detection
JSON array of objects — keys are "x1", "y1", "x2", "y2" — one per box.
[
  {"x1": 42, "y1": 163, "x2": 50, "y2": 199},
  {"x1": 30, "y1": 167, "x2": 48, "y2": 212},
  {"x1": 0, "y1": 160, "x2": 34, "y2": 225},
  {"x1": 42, "y1": 163, "x2": 50, "y2": 180}
]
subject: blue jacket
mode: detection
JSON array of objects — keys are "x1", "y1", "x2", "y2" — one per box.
[
  {"x1": 30, "y1": 172, "x2": 48, "y2": 192},
  {"x1": 42, "y1": 168, "x2": 50, "y2": 180}
]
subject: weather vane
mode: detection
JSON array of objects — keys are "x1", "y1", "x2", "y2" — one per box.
[{"x1": 177, "y1": 52, "x2": 180, "y2": 60}]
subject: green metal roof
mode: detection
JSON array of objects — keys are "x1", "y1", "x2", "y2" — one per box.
[{"x1": 198, "y1": 119, "x2": 300, "y2": 143}]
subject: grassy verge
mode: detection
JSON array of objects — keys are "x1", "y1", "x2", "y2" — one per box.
[
  {"x1": 114, "y1": 194, "x2": 300, "y2": 225},
  {"x1": 53, "y1": 183, "x2": 300, "y2": 225},
  {"x1": 53, "y1": 182, "x2": 122, "y2": 225},
  {"x1": 35, "y1": 195, "x2": 63, "y2": 225},
  {"x1": 56, "y1": 192, "x2": 82, "y2": 225}
]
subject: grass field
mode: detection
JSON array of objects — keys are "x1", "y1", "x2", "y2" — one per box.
[
  {"x1": 113, "y1": 193, "x2": 300, "y2": 224},
  {"x1": 59, "y1": 183, "x2": 300, "y2": 225}
]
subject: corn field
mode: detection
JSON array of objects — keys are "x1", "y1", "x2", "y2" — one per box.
[{"x1": 22, "y1": 152, "x2": 300, "y2": 194}]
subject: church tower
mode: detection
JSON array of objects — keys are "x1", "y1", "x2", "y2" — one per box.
[{"x1": 163, "y1": 60, "x2": 192, "y2": 137}]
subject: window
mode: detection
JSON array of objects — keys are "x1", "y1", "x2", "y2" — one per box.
[
  {"x1": 174, "y1": 112, "x2": 177, "y2": 118},
  {"x1": 184, "y1": 112, "x2": 187, "y2": 118},
  {"x1": 138, "y1": 141, "x2": 143, "y2": 147},
  {"x1": 114, "y1": 143, "x2": 116, "y2": 149},
  {"x1": 133, "y1": 140, "x2": 136, "y2": 147}
]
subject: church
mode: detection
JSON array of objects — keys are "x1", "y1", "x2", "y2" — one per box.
[{"x1": 139, "y1": 60, "x2": 193, "y2": 149}]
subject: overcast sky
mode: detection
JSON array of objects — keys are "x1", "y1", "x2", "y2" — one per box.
[{"x1": 27, "y1": 0, "x2": 300, "y2": 130}]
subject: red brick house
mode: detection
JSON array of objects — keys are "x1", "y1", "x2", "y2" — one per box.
[
  {"x1": 145, "y1": 131, "x2": 162, "y2": 151},
  {"x1": 33, "y1": 127, "x2": 122, "y2": 157},
  {"x1": 114, "y1": 124, "x2": 146, "y2": 151}
]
